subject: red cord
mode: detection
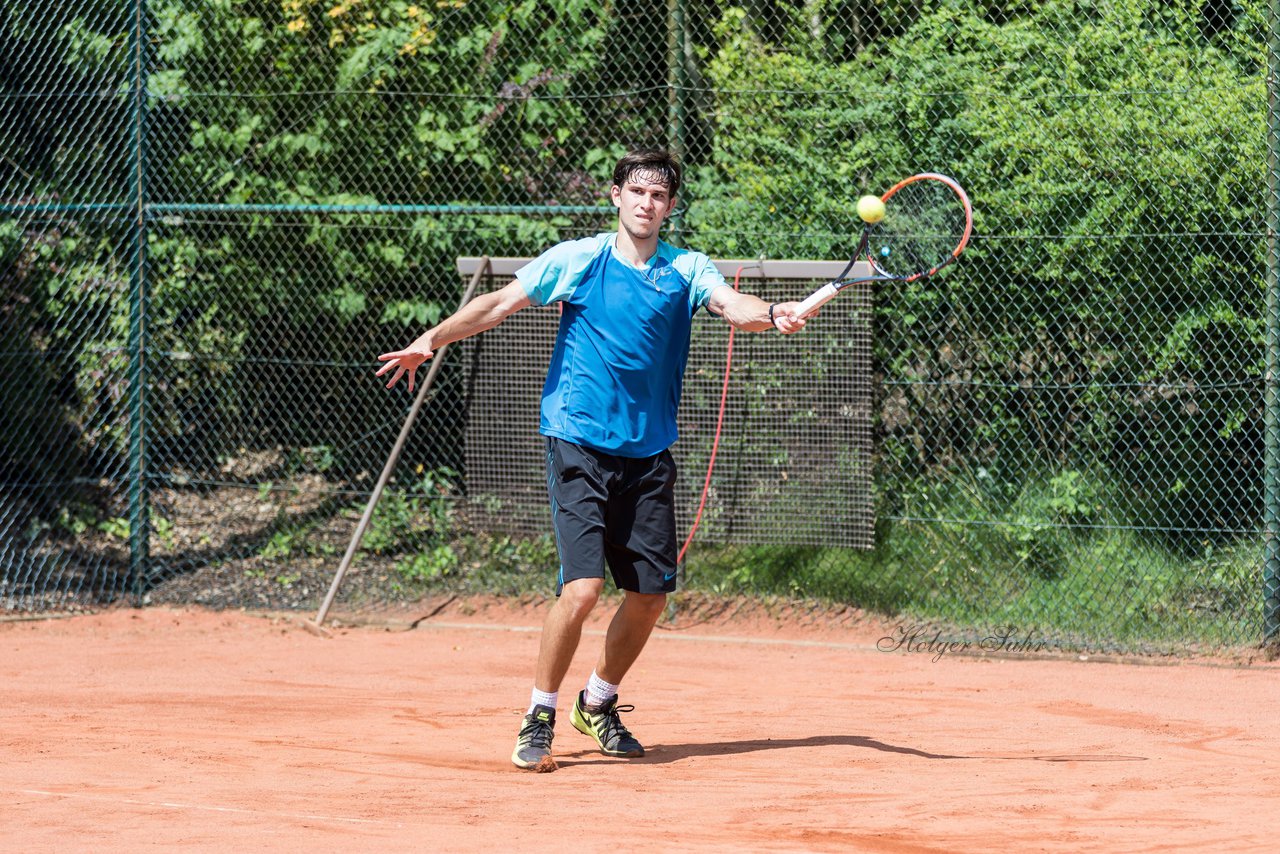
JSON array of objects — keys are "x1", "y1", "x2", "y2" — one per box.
[{"x1": 678, "y1": 266, "x2": 743, "y2": 564}]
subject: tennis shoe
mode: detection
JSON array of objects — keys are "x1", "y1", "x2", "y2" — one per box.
[
  {"x1": 511, "y1": 704, "x2": 557, "y2": 771},
  {"x1": 570, "y1": 690, "x2": 645, "y2": 758}
]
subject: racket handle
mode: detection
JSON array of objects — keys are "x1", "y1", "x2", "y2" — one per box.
[{"x1": 795, "y1": 282, "x2": 839, "y2": 319}]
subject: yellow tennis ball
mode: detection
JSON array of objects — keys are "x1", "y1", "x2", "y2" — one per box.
[{"x1": 857, "y1": 194, "x2": 886, "y2": 224}]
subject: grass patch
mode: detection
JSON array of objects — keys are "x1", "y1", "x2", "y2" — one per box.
[
  {"x1": 675, "y1": 468, "x2": 1264, "y2": 653},
  {"x1": 243, "y1": 468, "x2": 1265, "y2": 653}
]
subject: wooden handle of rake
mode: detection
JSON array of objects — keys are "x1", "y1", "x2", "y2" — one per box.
[{"x1": 309, "y1": 258, "x2": 491, "y2": 631}]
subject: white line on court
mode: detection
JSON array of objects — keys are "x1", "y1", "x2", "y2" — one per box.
[
  {"x1": 403, "y1": 619, "x2": 1260, "y2": 667},
  {"x1": 416, "y1": 619, "x2": 882, "y2": 651}
]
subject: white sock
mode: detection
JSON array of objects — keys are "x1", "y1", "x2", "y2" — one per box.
[
  {"x1": 584, "y1": 671, "x2": 619, "y2": 710},
  {"x1": 528, "y1": 688, "x2": 558, "y2": 715}
]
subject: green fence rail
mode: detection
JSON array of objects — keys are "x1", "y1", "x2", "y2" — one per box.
[{"x1": 2, "y1": 0, "x2": 1278, "y2": 654}]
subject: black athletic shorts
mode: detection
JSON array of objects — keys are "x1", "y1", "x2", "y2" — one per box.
[{"x1": 544, "y1": 437, "x2": 678, "y2": 596}]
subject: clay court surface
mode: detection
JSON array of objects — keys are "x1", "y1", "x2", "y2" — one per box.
[{"x1": 2, "y1": 598, "x2": 1277, "y2": 852}]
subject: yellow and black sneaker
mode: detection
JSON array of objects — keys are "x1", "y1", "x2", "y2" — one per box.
[
  {"x1": 511, "y1": 704, "x2": 557, "y2": 771},
  {"x1": 570, "y1": 690, "x2": 644, "y2": 758}
]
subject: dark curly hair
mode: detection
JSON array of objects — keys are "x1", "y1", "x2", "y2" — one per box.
[{"x1": 612, "y1": 149, "x2": 681, "y2": 198}]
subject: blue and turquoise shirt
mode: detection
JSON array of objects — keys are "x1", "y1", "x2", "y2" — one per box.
[{"x1": 516, "y1": 232, "x2": 727, "y2": 457}]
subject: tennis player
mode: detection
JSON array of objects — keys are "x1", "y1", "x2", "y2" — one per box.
[{"x1": 378, "y1": 149, "x2": 807, "y2": 771}]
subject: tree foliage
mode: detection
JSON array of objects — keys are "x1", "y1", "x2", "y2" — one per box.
[{"x1": 1, "y1": 0, "x2": 1271, "y2": 537}]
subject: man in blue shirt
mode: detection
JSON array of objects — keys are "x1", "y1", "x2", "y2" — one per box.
[{"x1": 378, "y1": 150, "x2": 807, "y2": 771}]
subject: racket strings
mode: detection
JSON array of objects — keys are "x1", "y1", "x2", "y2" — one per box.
[{"x1": 873, "y1": 180, "x2": 968, "y2": 278}]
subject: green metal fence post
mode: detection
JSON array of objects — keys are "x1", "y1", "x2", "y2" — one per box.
[
  {"x1": 125, "y1": 0, "x2": 151, "y2": 601},
  {"x1": 1264, "y1": 0, "x2": 1280, "y2": 643},
  {"x1": 667, "y1": 0, "x2": 686, "y2": 247}
]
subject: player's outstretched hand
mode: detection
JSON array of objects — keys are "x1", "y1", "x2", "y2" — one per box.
[
  {"x1": 376, "y1": 345, "x2": 433, "y2": 391},
  {"x1": 771, "y1": 301, "x2": 808, "y2": 334}
]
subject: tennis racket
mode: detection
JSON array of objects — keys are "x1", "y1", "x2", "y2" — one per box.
[{"x1": 795, "y1": 173, "x2": 972, "y2": 318}]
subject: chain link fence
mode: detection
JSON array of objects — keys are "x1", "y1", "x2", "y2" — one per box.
[{"x1": 3, "y1": 0, "x2": 1278, "y2": 653}]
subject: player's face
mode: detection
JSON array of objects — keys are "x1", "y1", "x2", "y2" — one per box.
[{"x1": 611, "y1": 171, "x2": 674, "y2": 241}]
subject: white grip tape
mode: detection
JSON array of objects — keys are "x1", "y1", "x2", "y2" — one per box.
[{"x1": 795, "y1": 282, "x2": 839, "y2": 319}]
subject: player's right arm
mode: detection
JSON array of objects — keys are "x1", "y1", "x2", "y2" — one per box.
[{"x1": 377, "y1": 278, "x2": 532, "y2": 391}]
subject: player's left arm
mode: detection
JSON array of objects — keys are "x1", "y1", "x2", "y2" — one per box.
[{"x1": 706, "y1": 286, "x2": 807, "y2": 334}]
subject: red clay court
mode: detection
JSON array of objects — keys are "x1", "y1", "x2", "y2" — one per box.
[{"x1": 3, "y1": 599, "x2": 1276, "y2": 852}]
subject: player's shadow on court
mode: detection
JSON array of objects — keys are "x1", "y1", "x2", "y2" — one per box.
[
  {"x1": 641, "y1": 735, "x2": 965, "y2": 763},
  {"x1": 558, "y1": 736, "x2": 1147, "y2": 766}
]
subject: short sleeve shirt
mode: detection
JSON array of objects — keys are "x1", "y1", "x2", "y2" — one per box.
[{"x1": 516, "y1": 232, "x2": 726, "y2": 457}]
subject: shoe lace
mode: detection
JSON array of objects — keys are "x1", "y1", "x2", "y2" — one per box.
[
  {"x1": 597, "y1": 703, "x2": 636, "y2": 745},
  {"x1": 519, "y1": 717, "x2": 554, "y2": 750}
]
